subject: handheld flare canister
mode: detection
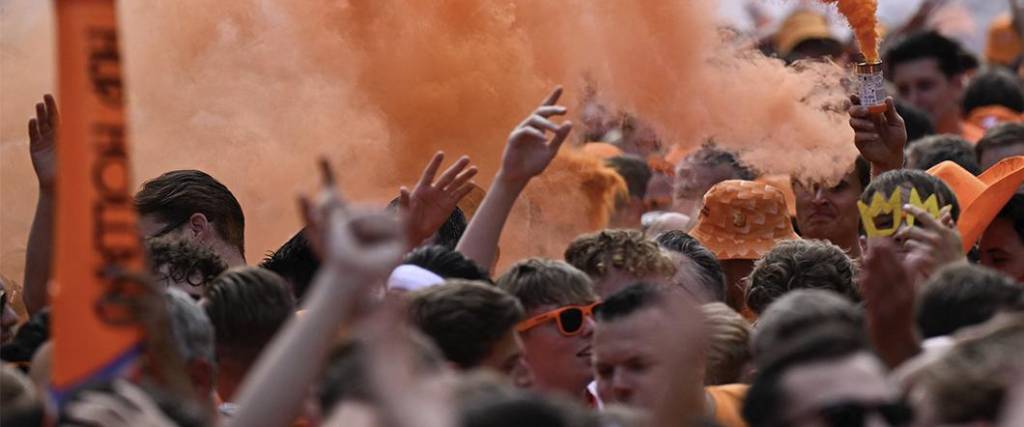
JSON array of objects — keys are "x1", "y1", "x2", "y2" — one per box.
[{"x1": 856, "y1": 61, "x2": 887, "y2": 113}]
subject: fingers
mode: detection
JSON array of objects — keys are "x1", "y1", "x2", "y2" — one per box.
[
  {"x1": 35, "y1": 102, "x2": 47, "y2": 127},
  {"x1": 849, "y1": 94, "x2": 862, "y2": 106},
  {"x1": 67, "y1": 402, "x2": 123, "y2": 427},
  {"x1": 511, "y1": 126, "x2": 547, "y2": 143},
  {"x1": 446, "y1": 166, "x2": 478, "y2": 192},
  {"x1": 940, "y1": 211, "x2": 954, "y2": 228},
  {"x1": 854, "y1": 132, "x2": 881, "y2": 145},
  {"x1": 44, "y1": 93, "x2": 59, "y2": 126},
  {"x1": 540, "y1": 86, "x2": 563, "y2": 106},
  {"x1": 298, "y1": 195, "x2": 318, "y2": 231},
  {"x1": 316, "y1": 158, "x2": 349, "y2": 212},
  {"x1": 434, "y1": 156, "x2": 471, "y2": 190},
  {"x1": 113, "y1": 381, "x2": 160, "y2": 413},
  {"x1": 318, "y1": 157, "x2": 336, "y2": 187},
  {"x1": 903, "y1": 204, "x2": 943, "y2": 231},
  {"x1": 417, "y1": 152, "x2": 445, "y2": 189},
  {"x1": 524, "y1": 114, "x2": 563, "y2": 134},
  {"x1": 534, "y1": 105, "x2": 568, "y2": 118},
  {"x1": 883, "y1": 97, "x2": 901, "y2": 124},
  {"x1": 28, "y1": 118, "x2": 40, "y2": 142},
  {"x1": 549, "y1": 121, "x2": 573, "y2": 152},
  {"x1": 398, "y1": 187, "x2": 411, "y2": 210},
  {"x1": 451, "y1": 184, "x2": 476, "y2": 204},
  {"x1": 850, "y1": 116, "x2": 876, "y2": 133},
  {"x1": 74, "y1": 392, "x2": 133, "y2": 424}
]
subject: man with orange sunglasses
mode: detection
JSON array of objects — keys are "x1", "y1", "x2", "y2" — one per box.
[{"x1": 496, "y1": 258, "x2": 600, "y2": 402}]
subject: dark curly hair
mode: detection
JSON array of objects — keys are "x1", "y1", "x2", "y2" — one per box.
[
  {"x1": 146, "y1": 236, "x2": 228, "y2": 289},
  {"x1": 745, "y1": 240, "x2": 859, "y2": 315}
]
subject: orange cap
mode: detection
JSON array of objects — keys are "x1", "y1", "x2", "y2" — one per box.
[
  {"x1": 756, "y1": 174, "x2": 798, "y2": 217},
  {"x1": 690, "y1": 180, "x2": 801, "y2": 260},
  {"x1": 774, "y1": 10, "x2": 836, "y2": 57},
  {"x1": 927, "y1": 156, "x2": 1024, "y2": 250},
  {"x1": 961, "y1": 105, "x2": 1023, "y2": 143},
  {"x1": 986, "y1": 15, "x2": 1022, "y2": 66}
]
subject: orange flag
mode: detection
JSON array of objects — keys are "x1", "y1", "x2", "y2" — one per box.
[{"x1": 51, "y1": 0, "x2": 147, "y2": 403}]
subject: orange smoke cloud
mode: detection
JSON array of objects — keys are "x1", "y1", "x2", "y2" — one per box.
[
  {"x1": 822, "y1": 0, "x2": 882, "y2": 61},
  {"x1": 2, "y1": 0, "x2": 856, "y2": 278}
]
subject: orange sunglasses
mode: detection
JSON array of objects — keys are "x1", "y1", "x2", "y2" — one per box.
[{"x1": 516, "y1": 302, "x2": 601, "y2": 336}]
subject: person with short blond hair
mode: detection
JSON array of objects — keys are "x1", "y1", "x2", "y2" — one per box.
[
  {"x1": 701, "y1": 303, "x2": 751, "y2": 386},
  {"x1": 497, "y1": 258, "x2": 599, "y2": 400}
]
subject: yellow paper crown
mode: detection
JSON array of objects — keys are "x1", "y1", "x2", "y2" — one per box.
[{"x1": 857, "y1": 188, "x2": 946, "y2": 237}]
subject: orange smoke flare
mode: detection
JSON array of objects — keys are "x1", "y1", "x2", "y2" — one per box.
[{"x1": 823, "y1": 0, "x2": 881, "y2": 61}]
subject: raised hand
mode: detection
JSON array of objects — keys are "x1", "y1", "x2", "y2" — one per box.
[
  {"x1": 849, "y1": 96, "x2": 907, "y2": 176},
  {"x1": 364, "y1": 300, "x2": 455, "y2": 427},
  {"x1": 498, "y1": 86, "x2": 573, "y2": 184},
  {"x1": 399, "y1": 151, "x2": 478, "y2": 246},
  {"x1": 300, "y1": 159, "x2": 406, "y2": 278},
  {"x1": 65, "y1": 381, "x2": 178, "y2": 427},
  {"x1": 859, "y1": 238, "x2": 920, "y2": 368},
  {"x1": 896, "y1": 204, "x2": 963, "y2": 283},
  {"x1": 28, "y1": 94, "x2": 59, "y2": 191}
]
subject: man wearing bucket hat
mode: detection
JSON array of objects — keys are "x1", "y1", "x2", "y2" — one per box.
[
  {"x1": 980, "y1": 195, "x2": 1024, "y2": 282},
  {"x1": 927, "y1": 156, "x2": 1024, "y2": 248},
  {"x1": 689, "y1": 180, "x2": 800, "y2": 315},
  {"x1": 927, "y1": 156, "x2": 1024, "y2": 262}
]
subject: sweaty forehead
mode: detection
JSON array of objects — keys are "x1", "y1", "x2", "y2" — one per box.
[
  {"x1": 893, "y1": 58, "x2": 946, "y2": 82},
  {"x1": 593, "y1": 308, "x2": 666, "y2": 358}
]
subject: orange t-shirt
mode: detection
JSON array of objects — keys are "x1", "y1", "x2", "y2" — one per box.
[{"x1": 706, "y1": 384, "x2": 749, "y2": 427}]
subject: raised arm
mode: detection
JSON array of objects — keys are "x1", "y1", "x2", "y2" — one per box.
[
  {"x1": 849, "y1": 96, "x2": 907, "y2": 178},
  {"x1": 456, "y1": 86, "x2": 572, "y2": 269},
  {"x1": 859, "y1": 237, "x2": 921, "y2": 369},
  {"x1": 24, "y1": 94, "x2": 59, "y2": 314},
  {"x1": 226, "y1": 160, "x2": 406, "y2": 427},
  {"x1": 399, "y1": 151, "x2": 478, "y2": 249}
]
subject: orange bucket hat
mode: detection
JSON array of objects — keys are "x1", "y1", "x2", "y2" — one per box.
[
  {"x1": 756, "y1": 174, "x2": 798, "y2": 217},
  {"x1": 690, "y1": 180, "x2": 800, "y2": 260},
  {"x1": 927, "y1": 156, "x2": 1024, "y2": 251}
]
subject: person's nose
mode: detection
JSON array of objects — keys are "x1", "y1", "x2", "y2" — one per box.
[
  {"x1": 611, "y1": 370, "x2": 633, "y2": 402},
  {"x1": 581, "y1": 316, "x2": 596, "y2": 339},
  {"x1": 812, "y1": 186, "x2": 828, "y2": 204},
  {"x1": 907, "y1": 89, "x2": 925, "y2": 110}
]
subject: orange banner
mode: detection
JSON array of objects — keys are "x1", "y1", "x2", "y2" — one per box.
[{"x1": 51, "y1": 0, "x2": 146, "y2": 402}]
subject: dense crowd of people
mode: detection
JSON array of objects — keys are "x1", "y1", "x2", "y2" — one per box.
[{"x1": 4, "y1": 2, "x2": 1024, "y2": 427}]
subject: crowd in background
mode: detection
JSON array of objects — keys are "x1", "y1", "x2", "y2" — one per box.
[{"x1": 3, "y1": 1, "x2": 1024, "y2": 427}]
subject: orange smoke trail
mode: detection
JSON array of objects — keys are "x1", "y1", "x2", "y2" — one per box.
[
  {"x1": 2, "y1": 1, "x2": 856, "y2": 278},
  {"x1": 822, "y1": 0, "x2": 881, "y2": 61}
]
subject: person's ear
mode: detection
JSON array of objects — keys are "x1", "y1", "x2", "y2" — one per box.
[{"x1": 187, "y1": 213, "x2": 212, "y2": 240}]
